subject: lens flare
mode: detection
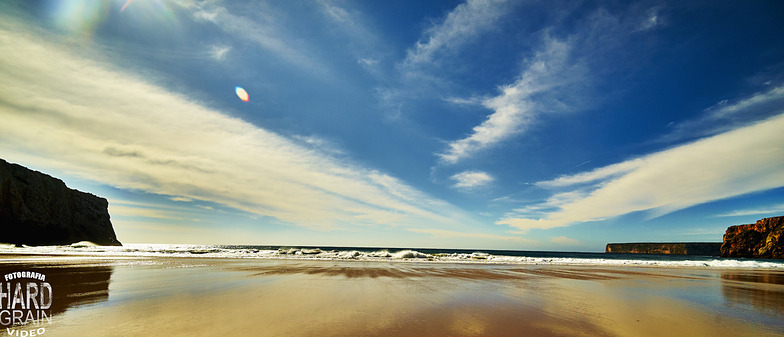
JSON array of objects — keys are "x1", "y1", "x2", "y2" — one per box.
[
  {"x1": 235, "y1": 87, "x2": 249, "y2": 102},
  {"x1": 121, "y1": 0, "x2": 135, "y2": 12},
  {"x1": 45, "y1": 0, "x2": 182, "y2": 39}
]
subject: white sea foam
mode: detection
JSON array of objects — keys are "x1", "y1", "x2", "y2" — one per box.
[
  {"x1": 1, "y1": 244, "x2": 783, "y2": 269},
  {"x1": 391, "y1": 250, "x2": 430, "y2": 259},
  {"x1": 70, "y1": 241, "x2": 100, "y2": 247}
]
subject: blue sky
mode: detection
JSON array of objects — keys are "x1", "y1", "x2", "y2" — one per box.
[{"x1": 1, "y1": 0, "x2": 783, "y2": 251}]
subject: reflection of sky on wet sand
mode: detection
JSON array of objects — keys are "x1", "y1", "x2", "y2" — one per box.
[
  {"x1": 722, "y1": 272, "x2": 784, "y2": 321},
  {"x1": 2, "y1": 258, "x2": 783, "y2": 336},
  {"x1": 105, "y1": 261, "x2": 251, "y2": 304}
]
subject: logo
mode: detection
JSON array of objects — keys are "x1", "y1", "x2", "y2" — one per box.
[{"x1": 1, "y1": 271, "x2": 52, "y2": 336}]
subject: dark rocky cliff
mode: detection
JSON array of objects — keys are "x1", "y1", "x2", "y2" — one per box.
[
  {"x1": 0, "y1": 158, "x2": 121, "y2": 246},
  {"x1": 721, "y1": 216, "x2": 784, "y2": 259},
  {"x1": 605, "y1": 242, "x2": 721, "y2": 255}
]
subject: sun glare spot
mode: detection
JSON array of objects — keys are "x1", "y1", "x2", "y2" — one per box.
[{"x1": 235, "y1": 86, "x2": 249, "y2": 102}]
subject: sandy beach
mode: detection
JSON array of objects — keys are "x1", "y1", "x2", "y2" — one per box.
[{"x1": 1, "y1": 255, "x2": 783, "y2": 337}]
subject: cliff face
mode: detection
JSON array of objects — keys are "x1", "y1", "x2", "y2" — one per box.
[
  {"x1": 721, "y1": 216, "x2": 784, "y2": 259},
  {"x1": 605, "y1": 242, "x2": 721, "y2": 256},
  {"x1": 0, "y1": 158, "x2": 121, "y2": 246}
]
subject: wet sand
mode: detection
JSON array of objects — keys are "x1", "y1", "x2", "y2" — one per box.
[{"x1": 1, "y1": 255, "x2": 783, "y2": 336}]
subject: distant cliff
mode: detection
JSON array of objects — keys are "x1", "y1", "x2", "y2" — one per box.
[
  {"x1": 0, "y1": 158, "x2": 121, "y2": 246},
  {"x1": 721, "y1": 216, "x2": 783, "y2": 259},
  {"x1": 605, "y1": 242, "x2": 721, "y2": 256}
]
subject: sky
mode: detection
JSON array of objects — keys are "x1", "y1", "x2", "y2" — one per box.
[{"x1": 1, "y1": 0, "x2": 783, "y2": 251}]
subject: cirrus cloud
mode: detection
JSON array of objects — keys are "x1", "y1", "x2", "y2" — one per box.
[
  {"x1": 0, "y1": 18, "x2": 474, "y2": 233},
  {"x1": 450, "y1": 171, "x2": 494, "y2": 189},
  {"x1": 404, "y1": 0, "x2": 512, "y2": 66},
  {"x1": 498, "y1": 107, "x2": 784, "y2": 233},
  {"x1": 407, "y1": 228, "x2": 532, "y2": 244},
  {"x1": 438, "y1": 37, "x2": 580, "y2": 164}
]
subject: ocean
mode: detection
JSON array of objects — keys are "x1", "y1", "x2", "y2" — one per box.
[{"x1": 2, "y1": 243, "x2": 783, "y2": 269}]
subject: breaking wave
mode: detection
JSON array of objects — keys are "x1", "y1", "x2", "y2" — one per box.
[{"x1": 1, "y1": 244, "x2": 783, "y2": 269}]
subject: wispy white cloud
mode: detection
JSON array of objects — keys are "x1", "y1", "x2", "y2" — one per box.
[
  {"x1": 209, "y1": 44, "x2": 230, "y2": 60},
  {"x1": 317, "y1": 0, "x2": 386, "y2": 76},
  {"x1": 436, "y1": 5, "x2": 669, "y2": 165},
  {"x1": 536, "y1": 159, "x2": 644, "y2": 188},
  {"x1": 438, "y1": 37, "x2": 581, "y2": 164},
  {"x1": 109, "y1": 205, "x2": 186, "y2": 221},
  {"x1": 709, "y1": 85, "x2": 784, "y2": 119},
  {"x1": 714, "y1": 203, "x2": 784, "y2": 218},
  {"x1": 108, "y1": 198, "x2": 219, "y2": 218},
  {"x1": 407, "y1": 228, "x2": 532, "y2": 243},
  {"x1": 498, "y1": 112, "x2": 784, "y2": 232},
  {"x1": 357, "y1": 58, "x2": 378, "y2": 67},
  {"x1": 665, "y1": 228, "x2": 727, "y2": 236},
  {"x1": 292, "y1": 134, "x2": 347, "y2": 157},
  {"x1": 177, "y1": 0, "x2": 322, "y2": 72},
  {"x1": 387, "y1": 0, "x2": 512, "y2": 110},
  {"x1": 404, "y1": 0, "x2": 512, "y2": 66},
  {"x1": 318, "y1": 0, "x2": 352, "y2": 25},
  {"x1": 661, "y1": 84, "x2": 784, "y2": 143},
  {"x1": 443, "y1": 96, "x2": 482, "y2": 106},
  {"x1": 635, "y1": 7, "x2": 662, "y2": 32},
  {"x1": 550, "y1": 236, "x2": 580, "y2": 246},
  {"x1": 0, "y1": 20, "x2": 474, "y2": 234},
  {"x1": 114, "y1": 220, "x2": 266, "y2": 244},
  {"x1": 450, "y1": 171, "x2": 494, "y2": 189}
]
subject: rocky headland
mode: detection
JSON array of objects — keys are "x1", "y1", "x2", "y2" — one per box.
[
  {"x1": 0, "y1": 158, "x2": 121, "y2": 246},
  {"x1": 605, "y1": 242, "x2": 721, "y2": 255},
  {"x1": 721, "y1": 216, "x2": 784, "y2": 259}
]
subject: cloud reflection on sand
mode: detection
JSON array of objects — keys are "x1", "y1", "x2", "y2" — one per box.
[{"x1": 3, "y1": 257, "x2": 783, "y2": 336}]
